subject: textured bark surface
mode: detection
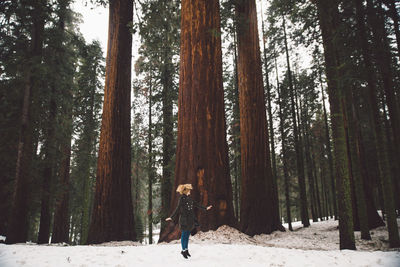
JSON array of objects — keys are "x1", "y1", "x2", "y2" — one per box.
[
  {"x1": 6, "y1": 0, "x2": 46, "y2": 244},
  {"x1": 158, "y1": 0, "x2": 235, "y2": 243},
  {"x1": 86, "y1": 0, "x2": 136, "y2": 244},
  {"x1": 235, "y1": 0, "x2": 282, "y2": 236},
  {"x1": 315, "y1": 0, "x2": 356, "y2": 250}
]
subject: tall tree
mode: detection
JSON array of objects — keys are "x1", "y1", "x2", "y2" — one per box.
[
  {"x1": 37, "y1": 0, "x2": 72, "y2": 244},
  {"x1": 158, "y1": 0, "x2": 235, "y2": 242},
  {"x1": 314, "y1": 0, "x2": 356, "y2": 250},
  {"x1": 5, "y1": 0, "x2": 46, "y2": 244},
  {"x1": 147, "y1": 72, "x2": 154, "y2": 245},
  {"x1": 261, "y1": 5, "x2": 281, "y2": 230},
  {"x1": 354, "y1": 0, "x2": 399, "y2": 246},
  {"x1": 276, "y1": 56, "x2": 292, "y2": 231},
  {"x1": 235, "y1": 0, "x2": 283, "y2": 235},
  {"x1": 86, "y1": 0, "x2": 136, "y2": 244}
]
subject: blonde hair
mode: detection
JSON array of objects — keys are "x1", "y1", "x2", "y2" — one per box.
[{"x1": 176, "y1": 184, "x2": 193, "y2": 195}]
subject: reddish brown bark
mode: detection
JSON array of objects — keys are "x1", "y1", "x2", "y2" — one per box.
[
  {"x1": 158, "y1": 0, "x2": 235, "y2": 243},
  {"x1": 86, "y1": 0, "x2": 136, "y2": 244},
  {"x1": 235, "y1": 0, "x2": 282, "y2": 236}
]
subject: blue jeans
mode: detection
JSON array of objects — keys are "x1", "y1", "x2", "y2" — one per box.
[{"x1": 181, "y1": 230, "x2": 190, "y2": 250}]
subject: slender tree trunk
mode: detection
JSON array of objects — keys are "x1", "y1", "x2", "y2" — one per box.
[
  {"x1": 51, "y1": 97, "x2": 73, "y2": 243},
  {"x1": 37, "y1": 0, "x2": 70, "y2": 244},
  {"x1": 147, "y1": 74, "x2": 153, "y2": 245},
  {"x1": 234, "y1": 0, "x2": 282, "y2": 235},
  {"x1": 315, "y1": 0, "x2": 356, "y2": 250},
  {"x1": 276, "y1": 61, "x2": 292, "y2": 231},
  {"x1": 87, "y1": 0, "x2": 136, "y2": 244},
  {"x1": 312, "y1": 149, "x2": 323, "y2": 221},
  {"x1": 160, "y1": 51, "x2": 174, "y2": 233},
  {"x1": 319, "y1": 72, "x2": 337, "y2": 220},
  {"x1": 261, "y1": 4, "x2": 281, "y2": 230},
  {"x1": 159, "y1": 0, "x2": 235, "y2": 242},
  {"x1": 348, "y1": 89, "x2": 371, "y2": 240},
  {"x1": 6, "y1": 0, "x2": 46, "y2": 244},
  {"x1": 232, "y1": 28, "x2": 241, "y2": 220},
  {"x1": 282, "y1": 16, "x2": 309, "y2": 227}
]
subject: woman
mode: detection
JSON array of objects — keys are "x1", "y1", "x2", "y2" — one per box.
[{"x1": 165, "y1": 184, "x2": 212, "y2": 259}]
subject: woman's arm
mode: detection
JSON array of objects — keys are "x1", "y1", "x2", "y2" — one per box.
[
  {"x1": 167, "y1": 196, "x2": 182, "y2": 221},
  {"x1": 193, "y1": 199, "x2": 209, "y2": 211}
]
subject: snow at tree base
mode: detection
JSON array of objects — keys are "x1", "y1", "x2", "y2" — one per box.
[{"x1": 1, "y1": 220, "x2": 399, "y2": 266}]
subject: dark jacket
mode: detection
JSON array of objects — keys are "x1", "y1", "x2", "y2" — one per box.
[{"x1": 170, "y1": 195, "x2": 207, "y2": 231}]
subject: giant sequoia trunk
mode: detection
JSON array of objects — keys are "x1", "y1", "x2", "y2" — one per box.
[
  {"x1": 6, "y1": 0, "x2": 46, "y2": 244},
  {"x1": 158, "y1": 0, "x2": 235, "y2": 243},
  {"x1": 86, "y1": 0, "x2": 136, "y2": 244},
  {"x1": 235, "y1": 0, "x2": 282, "y2": 236},
  {"x1": 315, "y1": 0, "x2": 356, "y2": 250}
]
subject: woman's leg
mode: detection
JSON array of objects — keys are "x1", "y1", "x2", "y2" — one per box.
[
  {"x1": 181, "y1": 231, "x2": 185, "y2": 251},
  {"x1": 183, "y1": 230, "x2": 190, "y2": 250}
]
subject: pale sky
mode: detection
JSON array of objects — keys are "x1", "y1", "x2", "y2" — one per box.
[{"x1": 72, "y1": 1, "x2": 108, "y2": 52}]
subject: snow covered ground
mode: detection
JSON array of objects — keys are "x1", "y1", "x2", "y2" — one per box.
[{"x1": 1, "y1": 219, "x2": 399, "y2": 267}]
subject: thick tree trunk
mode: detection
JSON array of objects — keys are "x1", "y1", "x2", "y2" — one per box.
[
  {"x1": 158, "y1": 0, "x2": 235, "y2": 242},
  {"x1": 6, "y1": 0, "x2": 46, "y2": 244},
  {"x1": 315, "y1": 0, "x2": 356, "y2": 250},
  {"x1": 282, "y1": 16, "x2": 309, "y2": 227},
  {"x1": 234, "y1": 0, "x2": 282, "y2": 236},
  {"x1": 86, "y1": 0, "x2": 136, "y2": 244}
]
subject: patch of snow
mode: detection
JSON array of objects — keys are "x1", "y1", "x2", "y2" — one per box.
[
  {"x1": 1, "y1": 243, "x2": 399, "y2": 267},
  {"x1": 0, "y1": 235, "x2": 5, "y2": 242},
  {"x1": 1, "y1": 219, "x2": 400, "y2": 266}
]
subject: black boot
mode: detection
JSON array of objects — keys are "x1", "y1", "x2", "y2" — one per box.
[
  {"x1": 181, "y1": 250, "x2": 188, "y2": 259},
  {"x1": 186, "y1": 250, "x2": 191, "y2": 257}
]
